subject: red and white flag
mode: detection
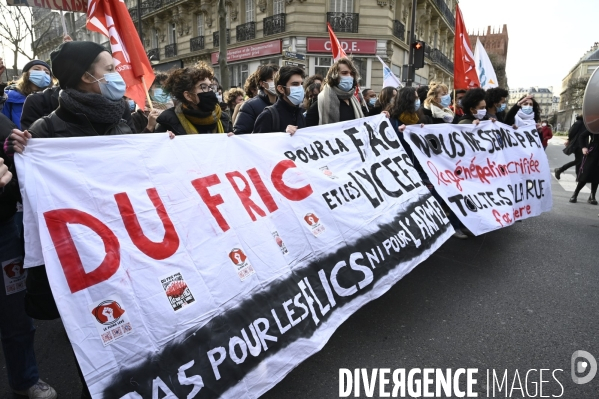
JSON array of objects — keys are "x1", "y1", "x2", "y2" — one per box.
[
  {"x1": 86, "y1": 0, "x2": 155, "y2": 108},
  {"x1": 453, "y1": 4, "x2": 480, "y2": 90}
]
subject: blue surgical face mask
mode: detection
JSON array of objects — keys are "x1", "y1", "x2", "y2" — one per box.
[
  {"x1": 369, "y1": 98, "x2": 377, "y2": 106},
  {"x1": 88, "y1": 72, "x2": 126, "y2": 101},
  {"x1": 338, "y1": 76, "x2": 354, "y2": 92},
  {"x1": 154, "y1": 88, "x2": 172, "y2": 104},
  {"x1": 440, "y1": 94, "x2": 451, "y2": 108},
  {"x1": 521, "y1": 105, "x2": 533, "y2": 115},
  {"x1": 127, "y1": 99, "x2": 135, "y2": 111},
  {"x1": 29, "y1": 70, "x2": 51, "y2": 89},
  {"x1": 287, "y1": 85, "x2": 304, "y2": 106},
  {"x1": 414, "y1": 99, "x2": 421, "y2": 111},
  {"x1": 497, "y1": 103, "x2": 507, "y2": 112}
]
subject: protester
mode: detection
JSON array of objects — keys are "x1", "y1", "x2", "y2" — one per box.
[
  {"x1": 569, "y1": 129, "x2": 599, "y2": 204},
  {"x1": 151, "y1": 72, "x2": 173, "y2": 105},
  {"x1": 451, "y1": 89, "x2": 466, "y2": 123},
  {"x1": 253, "y1": 66, "x2": 306, "y2": 134},
  {"x1": 505, "y1": 95, "x2": 541, "y2": 129},
  {"x1": 305, "y1": 58, "x2": 364, "y2": 126},
  {"x1": 2, "y1": 60, "x2": 53, "y2": 129},
  {"x1": 362, "y1": 87, "x2": 377, "y2": 113},
  {"x1": 423, "y1": 82, "x2": 454, "y2": 123},
  {"x1": 304, "y1": 74, "x2": 323, "y2": 89},
  {"x1": 484, "y1": 87, "x2": 508, "y2": 123},
  {"x1": 130, "y1": 101, "x2": 163, "y2": 133},
  {"x1": 390, "y1": 87, "x2": 426, "y2": 126},
  {"x1": 155, "y1": 63, "x2": 227, "y2": 134},
  {"x1": 369, "y1": 87, "x2": 396, "y2": 116},
  {"x1": 243, "y1": 71, "x2": 259, "y2": 99},
  {"x1": 555, "y1": 115, "x2": 586, "y2": 179},
  {"x1": 225, "y1": 87, "x2": 245, "y2": 115},
  {"x1": 233, "y1": 64, "x2": 279, "y2": 134},
  {"x1": 458, "y1": 88, "x2": 487, "y2": 125},
  {"x1": 416, "y1": 85, "x2": 429, "y2": 105},
  {"x1": 539, "y1": 120, "x2": 553, "y2": 150},
  {"x1": 302, "y1": 82, "x2": 321, "y2": 112}
]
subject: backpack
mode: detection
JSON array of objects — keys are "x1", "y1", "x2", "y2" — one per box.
[{"x1": 263, "y1": 105, "x2": 280, "y2": 133}]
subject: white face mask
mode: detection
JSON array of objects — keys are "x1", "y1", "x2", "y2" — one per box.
[
  {"x1": 541, "y1": 123, "x2": 547, "y2": 127},
  {"x1": 216, "y1": 93, "x2": 223, "y2": 103},
  {"x1": 264, "y1": 81, "x2": 276, "y2": 95},
  {"x1": 475, "y1": 109, "x2": 487, "y2": 120}
]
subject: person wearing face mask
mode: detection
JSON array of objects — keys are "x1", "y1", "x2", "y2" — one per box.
[
  {"x1": 450, "y1": 89, "x2": 466, "y2": 123},
  {"x1": 458, "y1": 88, "x2": 487, "y2": 125},
  {"x1": 423, "y1": 82, "x2": 454, "y2": 124},
  {"x1": 305, "y1": 58, "x2": 364, "y2": 126},
  {"x1": 539, "y1": 120, "x2": 553, "y2": 151},
  {"x1": 2, "y1": 60, "x2": 53, "y2": 129},
  {"x1": 484, "y1": 87, "x2": 508, "y2": 123},
  {"x1": 368, "y1": 86, "x2": 396, "y2": 116},
  {"x1": 253, "y1": 66, "x2": 306, "y2": 134},
  {"x1": 362, "y1": 88, "x2": 377, "y2": 113},
  {"x1": 155, "y1": 63, "x2": 227, "y2": 135},
  {"x1": 302, "y1": 82, "x2": 321, "y2": 112},
  {"x1": 504, "y1": 95, "x2": 541, "y2": 129},
  {"x1": 233, "y1": 64, "x2": 279, "y2": 134}
]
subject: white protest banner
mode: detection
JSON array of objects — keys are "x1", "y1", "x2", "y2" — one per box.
[
  {"x1": 404, "y1": 121, "x2": 553, "y2": 235},
  {"x1": 17, "y1": 115, "x2": 453, "y2": 398}
]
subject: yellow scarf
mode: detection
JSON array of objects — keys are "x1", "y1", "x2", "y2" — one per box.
[
  {"x1": 399, "y1": 112, "x2": 420, "y2": 125},
  {"x1": 175, "y1": 103, "x2": 224, "y2": 134}
]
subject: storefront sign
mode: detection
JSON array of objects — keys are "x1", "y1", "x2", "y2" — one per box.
[
  {"x1": 211, "y1": 40, "x2": 282, "y2": 64},
  {"x1": 306, "y1": 38, "x2": 377, "y2": 55}
]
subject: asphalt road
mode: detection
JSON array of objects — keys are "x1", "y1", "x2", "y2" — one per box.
[{"x1": 2, "y1": 137, "x2": 598, "y2": 398}]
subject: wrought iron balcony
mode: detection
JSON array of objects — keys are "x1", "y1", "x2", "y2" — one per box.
[
  {"x1": 236, "y1": 22, "x2": 255, "y2": 42},
  {"x1": 393, "y1": 20, "x2": 405, "y2": 41},
  {"x1": 129, "y1": 8, "x2": 138, "y2": 20},
  {"x1": 147, "y1": 48, "x2": 160, "y2": 61},
  {"x1": 213, "y1": 30, "x2": 230, "y2": 47},
  {"x1": 263, "y1": 13, "x2": 285, "y2": 36},
  {"x1": 190, "y1": 36, "x2": 205, "y2": 52},
  {"x1": 326, "y1": 12, "x2": 359, "y2": 33},
  {"x1": 424, "y1": 45, "x2": 431, "y2": 58},
  {"x1": 430, "y1": 48, "x2": 454, "y2": 73},
  {"x1": 165, "y1": 43, "x2": 177, "y2": 58},
  {"x1": 432, "y1": 0, "x2": 455, "y2": 29}
]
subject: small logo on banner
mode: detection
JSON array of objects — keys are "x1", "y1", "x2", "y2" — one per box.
[
  {"x1": 2, "y1": 257, "x2": 27, "y2": 295},
  {"x1": 319, "y1": 165, "x2": 338, "y2": 179},
  {"x1": 304, "y1": 213, "x2": 326, "y2": 237},
  {"x1": 229, "y1": 248, "x2": 255, "y2": 281},
  {"x1": 272, "y1": 231, "x2": 288, "y2": 255},
  {"x1": 160, "y1": 272, "x2": 195, "y2": 311},
  {"x1": 89, "y1": 295, "x2": 133, "y2": 347}
]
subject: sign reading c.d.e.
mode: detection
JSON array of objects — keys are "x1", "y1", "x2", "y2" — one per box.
[{"x1": 306, "y1": 37, "x2": 377, "y2": 54}]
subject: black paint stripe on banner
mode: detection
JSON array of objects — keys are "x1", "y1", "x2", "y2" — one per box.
[{"x1": 103, "y1": 191, "x2": 450, "y2": 399}]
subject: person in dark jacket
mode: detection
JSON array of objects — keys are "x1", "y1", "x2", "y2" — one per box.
[
  {"x1": 555, "y1": 115, "x2": 587, "y2": 179},
  {"x1": 305, "y1": 57, "x2": 365, "y2": 126},
  {"x1": 504, "y1": 95, "x2": 541, "y2": 128},
  {"x1": 484, "y1": 87, "x2": 508, "y2": 123},
  {"x1": 233, "y1": 64, "x2": 279, "y2": 134},
  {"x1": 450, "y1": 89, "x2": 466, "y2": 123},
  {"x1": 569, "y1": 129, "x2": 599, "y2": 204},
  {"x1": 362, "y1": 87, "x2": 377, "y2": 113},
  {"x1": 20, "y1": 86, "x2": 59, "y2": 130},
  {"x1": 369, "y1": 86, "x2": 396, "y2": 116},
  {"x1": 155, "y1": 63, "x2": 227, "y2": 135},
  {"x1": 254, "y1": 66, "x2": 306, "y2": 134},
  {"x1": 458, "y1": 88, "x2": 487, "y2": 125},
  {"x1": 7, "y1": 40, "x2": 136, "y2": 399}
]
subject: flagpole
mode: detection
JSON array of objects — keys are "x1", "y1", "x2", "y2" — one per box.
[{"x1": 141, "y1": 75, "x2": 154, "y2": 112}]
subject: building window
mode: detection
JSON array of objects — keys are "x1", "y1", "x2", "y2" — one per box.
[
  {"x1": 226, "y1": 5, "x2": 231, "y2": 28},
  {"x1": 315, "y1": 57, "x2": 332, "y2": 78},
  {"x1": 330, "y1": 0, "x2": 353, "y2": 13},
  {"x1": 274, "y1": 0, "x2": 285, "y2": 14},
  {"x1": 152, "y1": 29, "x2": 159, "y2": 48},
  {"x1": 352, "y1": 57, "x2": 367, "y2": 86},
  {"x1": 230, "y1": 63, "x2": 250, "y2": 87},
  {"x1": 588, "y1": 66, "x2": 598, "y2": 74},
  {"x1": 246, "y1": 0, "x2": 255, "y2": 22},
  {"x1": 169, "y1": 23, "x2": 177, "y2": 44},
  {"x1": 197, "y1": 14, "x2": 204, "y2": 36}
]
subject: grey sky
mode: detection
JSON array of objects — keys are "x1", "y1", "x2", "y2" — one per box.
[{"x1": 460, "y1": 0, "x2": 598, "y2": 93}]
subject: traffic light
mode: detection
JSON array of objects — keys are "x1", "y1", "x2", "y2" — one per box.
[{"x1": 412, "y1": 41, "x2": 425, "y2": 69}]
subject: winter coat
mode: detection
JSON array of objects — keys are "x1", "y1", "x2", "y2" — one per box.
[
  {"x1": 1, "y1": 87, "x2": 27, "y2": 129},
  {"x1": 577, "y1": 131, "x2": 599, "y2": 184},
  {"x1": 131, "y1": 109, "x2": 149, "y2": 133},
  {"x1": 155, "y1": 106, "x2": 228, "y2": 135},
  {"x1": 305, "y1": 98, "x2": 357, "y2": 127},
  {"x1": 253, "y1": 98, "x2": 306, "y2": 133},
  {"x1": 20, "y1": 86, "x2": 60, "y2": 131},
  {"x1": 567, "y1": 118, "x2": 587, "y2": 150},
  {"x1": 233, "y1": 91, "x2": 274, "y2": 134},
  {"x1": 0, "y1": 113, "x2": 19, "y2": 223},
  {"x1": 540, "y1": 126, "x2": 553, "y2": 147},
  {"x1": 458, "y1": 114, "x2": 478, "y2": 124}
]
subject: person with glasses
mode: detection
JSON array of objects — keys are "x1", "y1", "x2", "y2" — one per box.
[
  {"x1": 155, "y1": 63, "x2": 227, "y2": 135},
  {"x1": 253, "y1": 66, "x2": 306, "y2": 134}
]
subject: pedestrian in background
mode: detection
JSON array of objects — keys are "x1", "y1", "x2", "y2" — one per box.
[
  {"x1": 555, "y1": 114, "x2": 586, "y2": 179},
  {"x1": 540, "y1": 120, "x2": 553, "y2": 150},
  {"x1": 569, "y1": 129, "x2": 599, "y2": 205}
]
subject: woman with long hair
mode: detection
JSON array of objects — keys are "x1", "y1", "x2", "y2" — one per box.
[
  {"x1": 369, "y1": 86, "x2": 397, "y2": 115},
  {"x1": 504, "y1": 94, "x2": 541, "y2": 129},
  {"x1": 423, "y1": 82, "x2": 454, "y2": 123}
]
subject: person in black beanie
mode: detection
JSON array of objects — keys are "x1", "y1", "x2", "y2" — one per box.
[{"x1": 6, "y1": 41, "x2": 138, "y2": 399}]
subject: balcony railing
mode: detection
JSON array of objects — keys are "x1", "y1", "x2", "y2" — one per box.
[
  {"x1": 127, "y1": 0, "x2": 177, "y2": 19},
  {"x1": 393, "y1": 20, "x2": 405, "y2": 41},
  {"x1": 147, "y1": 47, "x2": 160, "y2": 61},
  {"x1": 165, "y1": 43, "x2": 177, "y2": 58},
  {"x1": 432, "y1": 0, "x2": 455, "y2": 29},
  {"x1": 263, "y1": 13, "x2": 286, "y2": 36},
  {"x1": 326, "y1": 12, "x2": 359, "y2": 33},
  {"x1": 190, "y1": 36, "x2": 205, "y2": 52},
  {"x1": 32, "y1": 27, "x2": 62, "y2": 48},
  {"x1": 236, "y1": 22, "x2": 256, "y2": 42},
  {"x1": 213, "y1": 30, "x2": 230, "y2": 47},
  {"x1": 129, "y1": 8, "x2": 138, "y2": 20},
  {"x1": 430, "y1": 48, "x2": 454, "y2": 73}
]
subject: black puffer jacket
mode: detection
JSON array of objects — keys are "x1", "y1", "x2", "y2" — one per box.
[
  {"x1": 233, "y1": 91, "x2": 273, "y2": 134},
  {"x1": 253, "y1": 98, "x2": 306, "y2": 133},
  {"x1": 20, "y1": 86, "x2": 60, "y2": 131},
  {"x1": 0, "y1": 113, "x2": 19, "y2": 223}
]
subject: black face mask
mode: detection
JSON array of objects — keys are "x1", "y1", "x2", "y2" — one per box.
[{"x1": 197, "y1": 91, "x2": 218, "y2": 112}]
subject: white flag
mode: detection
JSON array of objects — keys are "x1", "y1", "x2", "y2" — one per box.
[
  {"x1": 474, "y1": 38, "x2": 499, "y2": 89},
  {"x1": 377, "y1": 56, "x2": 402, "y2": 89}
]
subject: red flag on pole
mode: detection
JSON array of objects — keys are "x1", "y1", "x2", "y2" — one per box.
[
  {"x1": 453, "y1": 5, "x2": 480, "y2": 90},
  {"x1": 86, "y1": 0, "x2": 155, "y2": 109}
]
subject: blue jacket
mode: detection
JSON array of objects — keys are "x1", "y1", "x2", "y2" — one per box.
[
  {"x1": 2, "y1": 88, "x2": 27, "y2": 129},
  {"x1": 233, "y1": 91, "x2": 274, "y2": 134}
]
